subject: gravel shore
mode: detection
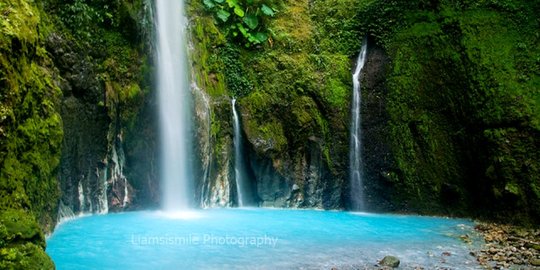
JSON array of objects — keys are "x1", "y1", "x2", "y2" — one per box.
[{"x1": 474, "y1": 223, "x2": 540, "y2": 269}]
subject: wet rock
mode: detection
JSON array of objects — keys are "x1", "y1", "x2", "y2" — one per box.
[
  {"x1": 531, "y1": 259, "x2": 540, "y2": 266},
  {"x1": 379, "y1": 256, "x2": 400, "y2": 268}
]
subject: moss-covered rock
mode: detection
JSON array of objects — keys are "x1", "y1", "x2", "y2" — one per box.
[
  {"x1": 0, "y1": 208, "x2": 54, "y2": 269},
  {"x1": 1, "y1": 0, "x2": 63, "y2": 232},
  {"x1": 190, "y1": 0, "x2": 539, "y2": 224},
  {"x1": 189, "y1": 0, "x2": 358, "y2": 208},
  {"x1": 358, "y1": 0, "x2": 540, "y2": 224},
  {"x1": 2, "y1": 0, "x2": 155, "y2": 267}
]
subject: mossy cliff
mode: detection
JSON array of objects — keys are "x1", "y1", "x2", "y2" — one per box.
[
  {"x1": 1, "y1": 0, "x2": 154, "y2": 267},
  {"x1": 0, "y1": 0, "x2": 60, "y2": 267},
  {"x1": 42, "y1": 0, "x2": 157, "y2": 214},
  {"x1": 189, "y1": 0, "x2": 539, "y2": 224},
  {"x1": 1, "y1": 0, "x2": 539, "y2": 267},
  {"x1": 188, "y1": 0, "x2": 360, "y2": 207},
  {"x1": 356, "y1": 0, "x2": 539, "y2": 225}
]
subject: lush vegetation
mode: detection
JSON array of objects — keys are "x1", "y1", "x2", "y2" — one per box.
[
  {"x1": 0, "y1": 0, "x2": 538, "y2": 267},
  {"x1": 1, "y1": 0, "x2": 152, "y2": 267},
  {"x1": 202, "y1": 0, "x2": 279, "y2": 46},
  {"x1": 0, "y1": 0, "x2": 61, "y2": 267},
  {"x1": 368, "y1": 0, "x2": 539, "y2": 224},
  {"x1": 191, "y1": 0, "x2": 539, "y2": 224},
  {"x1": 188, "y1": 0, "x2": 376, "y2": 209}
]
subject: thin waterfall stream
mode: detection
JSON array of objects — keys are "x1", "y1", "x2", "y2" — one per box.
[
  {"x1": 350, "y1": 37, "x2": 368, "y2": 211},
  {"x1": 232, "y1": 98, "x2": 251, "y2": 206}
]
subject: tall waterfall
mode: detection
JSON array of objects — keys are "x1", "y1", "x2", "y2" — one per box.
[
  {"x1": 156, "y1": 0, "x2": 192, "y2": 211},
  {"x1": 232, "y1": 98, "x2": 250, "y2": 206},
  {"x1": 350, "y1": 38, "x2": 368, "y2": 211}
]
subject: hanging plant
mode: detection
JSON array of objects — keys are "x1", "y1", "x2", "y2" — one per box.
[{"x1": 203, "y1": 0, "x2": 277, "y2": 47}]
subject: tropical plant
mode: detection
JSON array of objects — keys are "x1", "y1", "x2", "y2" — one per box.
[{"x1": 203, "y1": 0, "x2": 278, "y2": 47}]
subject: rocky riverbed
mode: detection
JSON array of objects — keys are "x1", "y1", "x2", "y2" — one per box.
[{"x1": 474, "y1": 223, "x2": 540, "y2": 269}]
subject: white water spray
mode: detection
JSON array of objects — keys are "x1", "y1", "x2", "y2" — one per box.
[
  {"x1": 156, "y1": 0, "x2": 192, "y2": 211},
  {"x1": 232, "y1": 98, "x2": 250, "y2": 206},
  {"x1": 78, "y1": 180, "x2": 85, "y2": 212},
  {"x1": 350, "y1": 37, "x2": 368, "y2": 211}
]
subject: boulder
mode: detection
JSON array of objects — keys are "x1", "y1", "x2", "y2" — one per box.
[{"x1": 379, "y1": 255, "x2": 400, "y2": 268}]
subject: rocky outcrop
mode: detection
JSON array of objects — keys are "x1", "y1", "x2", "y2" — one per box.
[
  {"x1": 193, "y1": 85, "x2": 236, "y2": 207},
  {"x1": 41, "y1": 0, "x2": 156, "y2": 217},
  {"x1": 196, "y1": 96, "x2": 236, "y2": 208},
  {"x1": 245, "y1": 124, "x2": 341, "y2": 208},
  {"x1": 46, "y1": 33, "x2": 133, "y2": 216}
]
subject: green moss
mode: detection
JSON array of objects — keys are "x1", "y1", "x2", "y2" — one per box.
[
  {"x1": 190, "y1": 0, "x2": 539, "y2": 223},
  {"x1": 0, "y1": 0, "x2": 40, "y2": 50},
  {"x1": 0, "y1": 57, "x2": 63, "y2": 229},
  {"x1": 189, "y1": 0, "x2": 354, "y2": 189},
  {"x1": 0, "y1": 242, "x2": 54, "y2": 270},
  {"x1": 0, "y1": 202, "x2": 54, "y2": 269},
  {"x1": 357, "y1": 0, "x2": 539, "y2": 223},
  {"x1": 0, "y1": 209, "x2": 45, "y2": 248}
]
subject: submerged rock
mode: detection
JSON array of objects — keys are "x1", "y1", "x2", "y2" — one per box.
[{"x1": 379, "y1": 256, "x2": 400, "y2": 268}]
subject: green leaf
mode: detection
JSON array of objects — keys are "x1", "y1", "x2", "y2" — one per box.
[
  {"x1": 216, "y1": 9, "x2": 231, "y2": 22},
  {"x1": 203, "y1": 0, "x2": 215, "y2": 8},
  {"x1": 237, "y1": 23, "x2": 248, "y2": 38},
  {"x1": 243, "y1": 15, "x2": 259, "y2": 30},
  {"x1": 214, "y1": 0, "x2": 224, "y2": 2},
  {"x1": 226, "y1": 0, "x2": 238, "y2": 8},
  {"x1": 254, "y1": 32, "x2": 268, "y2": 43},
  {"x1": 261, "y1": 4, "x2": 275, "y2": 16},
  {"x1": 234, "y1": 6, "x2": 245, "y2": 17}
]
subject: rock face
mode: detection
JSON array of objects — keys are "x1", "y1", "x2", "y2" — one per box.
[
  {"x1": 246, "y1": 130, "x2": 341, "y2": 208},
  {"x1": 42, "y1": 0, "x2": 156, "y2": 217},
  {"x1": 47, "y1": 33, "x2": 137, "y2": 216},
  {"x1": 360, "y1": 42, "x2": 395, "y2": 212},
  {"x1": 195, "y1": 94, "x2": 235, "y2": 208}
]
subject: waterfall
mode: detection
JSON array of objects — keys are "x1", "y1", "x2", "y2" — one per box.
[
  {"x1": 350, "y1": 37, "x2": 368, "y2": 211},
  {"x1": 156, "y1": 0, "x2": 192, "y2": 211},
  {"x1": 111, "y1": 145, "x2": 130, "y2": 208},
  {"x1": 78, "y1": 180, "x2": 85, "y2": 212},
  {"x1": 97, "y1": 166, "x2": 109, "y2": 214},
  {"x1": 123, "y1": 178, "x2": 129, "y2": 207},
  {"x1": 232, "y1": 98, "x2": 250, "y2": 206}
]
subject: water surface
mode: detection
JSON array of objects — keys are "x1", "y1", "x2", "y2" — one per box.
[{"x1": 47, "y1": 209, "x2": 480, "y2": 269}]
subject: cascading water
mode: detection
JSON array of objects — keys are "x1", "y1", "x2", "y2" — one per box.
[
  {"x1": 98, "y1": 166, "x2": 109, "y2": 213},
  {"x1": 156, "y1": 0, "x2": 192, "y2": 211},
  {"x1": 78, "y1": 180, "x2": 85, "y2": 212},
  {"x1": 350, "y1": 37, "x2": 368, "y2": 211},
  {"x1": 232, "y1": 98, "x2": 251, "y2": 206}
]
